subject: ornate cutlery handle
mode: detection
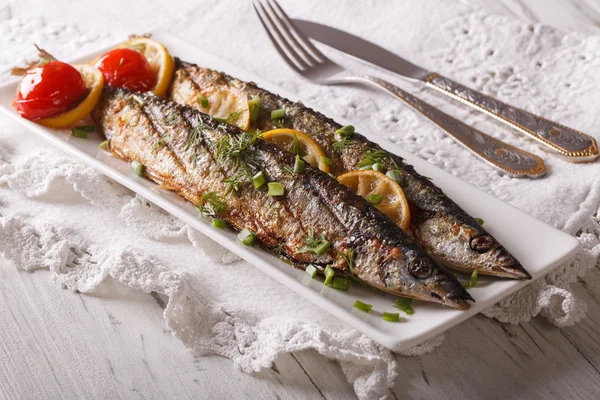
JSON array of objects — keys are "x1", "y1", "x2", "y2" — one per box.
[
  {"x1": 341, "y1": 75, "x2": 546, "y2": 178},
  {"x1": 424, "y1": 73, "x2": 598, "y2": 162}
]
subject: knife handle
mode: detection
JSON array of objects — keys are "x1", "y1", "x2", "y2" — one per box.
[
  {"x1": 355, "y1": 76, "x2": 546, "y2": 178},
  {"x1": 424, "y1": 73, "x2": 598, "y2": 162}
]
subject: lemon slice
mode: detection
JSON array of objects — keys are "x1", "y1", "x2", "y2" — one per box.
[
  {"x1": 262, "y1": 129, "x2": 330, "y2": 173},
  {"x1": 37, "y1": 65, "x2": 104, "y2": 129},
  {"x1": 337, "y1": 170, "x2": 411, "y2": 231},
  {"x1": 118, "y1": 37, "x2": 175, "y2": 97}
]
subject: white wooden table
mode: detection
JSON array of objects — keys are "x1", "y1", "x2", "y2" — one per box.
[{"x1": 2, "y1": 1, "x2": 600, "y2": 399}]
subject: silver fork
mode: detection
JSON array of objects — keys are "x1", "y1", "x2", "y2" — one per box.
[{"x1": 252, "y1": 0, "x2": 546, "y2": 178}]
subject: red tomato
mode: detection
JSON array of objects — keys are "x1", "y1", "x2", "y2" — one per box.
[
  {"x1": 13, "y1": 60, "x2": 87, "y2": 121},
  {"x1": 94, "y1": 48, "x2": 156, "y2": 93}
]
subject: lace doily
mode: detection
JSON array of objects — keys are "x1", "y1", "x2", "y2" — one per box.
[{"x1": 1, "y1": 1, "x2": 600, "y2": 399}]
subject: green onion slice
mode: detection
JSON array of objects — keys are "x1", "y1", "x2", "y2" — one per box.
[
  {"x1": 212, "y1": 218, "x2": 227, "y2": 228},
  {"x1": 383, "y1": 312, "x2": 400, "y2": 322},
  {"x1": 320, "y1": 155, "x2": 333, "y2": 166},
  {"x1": 367, "y1": 194, "x2": 382, "y2": 204},
  {"x1": 356, "y1": 158, "x2": 373, "y2": 168},
  {"x1": 314, "y1": 240, "x2": 330, "y2": 255},
  {"x1": 72, "y1": 126, "x2": 93, "y2": 138},
  {"x1": 198, "y1": 93, "x2": 209, "y2": 108},
  {"x1": 132, "y1": 95, "x2": 145, "y2": 106},
  {"x1": 130, "y1": 160, "x2": 145, "y2": 177},
  {"x1": 335, "y1": 125, "x2": 355, "y2": 139},
  {"x1": 293, "y1": 155, "x2": 305, "y2": 174},
  {"x1": 271, "y1": 108, "x2": 285, "y2": 120},
  {"x1": 475, "y1": 217, "x2": 484, "y2": 225},
  {"x1": 98, "y1": 139, "x2": 110, "y2": 149},
  {"x1": 238, "y1": 227, "x2": 256, "y2": 246},
  {"x1": 267, "y1": 182, "x2": 285, "y2": 197},
  {"x1": 386, "y1": 170, "x2": 403, "y2": 185},
  {"x1": 252, "y1": 171, "x2": 266, "y2": 189},
  {"x1": 372, "y1": 163, "x2": 384, "y2": 172},
  {"x1": 305, "y1": 264, "x2": 318, "y2": 278},
  {"x1": 323, "y1": 264, "x2": 335, "y2": 286},
  {"x1": 394, "y1": 296, "x2": 414, "y2": 315},
  {"x1": 353, "y1": 300, "x2": 373, "y2": 313},
  {"x1": 332, "y1": 277, "x2": 350, "y2": 291},
  {"x1": 248, "y1": 96, "x2": 260, "y2": 123}
]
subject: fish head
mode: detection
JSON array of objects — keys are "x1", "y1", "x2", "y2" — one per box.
[
  {"x1": 415, "y1": 214, "x2": 531, "y2": 279},
  {"x1": 375, "y1": 246, "x2": 474, "y2": 310}
]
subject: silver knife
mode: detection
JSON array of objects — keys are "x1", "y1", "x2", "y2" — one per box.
[{"x1": 293, "y1": 19, "x2": 599, "y2": 163}]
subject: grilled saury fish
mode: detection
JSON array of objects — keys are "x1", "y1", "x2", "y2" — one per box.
[
  {"x1": 92, "y1": 87, "x2": 474, "y2": 309},
  {"x1": 168, "y1": 60, "x2": 531, "y2": 280}
]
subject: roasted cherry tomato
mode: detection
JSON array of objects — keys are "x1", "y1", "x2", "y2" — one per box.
[
  {"x1": 13, "y1": 60, "x2": 87, "y2": 121},
  {"x1": 93, "y1": 48, "x2": 157, "y2": 93}
]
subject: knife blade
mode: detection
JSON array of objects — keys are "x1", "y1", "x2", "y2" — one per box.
[
  {"x1": 292, "y1": 19, "x2": 431, "y2": 81},
  {"x1": 293, "y1": 19, "x2": 599, "y2": 162}
]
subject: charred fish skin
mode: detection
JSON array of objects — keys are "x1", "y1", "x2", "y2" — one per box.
[
  {"x1": 169, "y1": 60, "x2": 531, "y2": 280},
  {"x1": 92, "y1": 87, "x2": 473, "y2": 309}
]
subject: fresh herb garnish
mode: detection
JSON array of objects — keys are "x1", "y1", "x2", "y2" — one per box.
[
  {"x1": 332, "y1": 277, "x2": 350, "y2": 291},
  {"x1": 130, "y1": 160, "x2": 145, "y2": 177},
  {"x1": 356, "y1": 147, "x2": 397, "y2": 169},
  {"x1": 132, "y1": 95, "x2": 145, "y2": 106},
  {"x1": 298, "y1": 231, "x2": 331, "y2": 255},
  {"x1": 353, "y1": 300, "x2": 373, "y2": 313},
  {"x1": 288, "y1": 133, "x2": 303, "y2": 156},
  {"x1": 461, "y1": 270, "x2": 478, "y2": 289},
  {"x1": 98, "y1": 139, "x2": 110, "y2": 150},
  {"x1": 198, "y1": 93, "x2": 209, "y2": 108},
  {"x1": 215, "y1": 131, "x2": 260, "y2": 178},
  {"x1": 238, "y1": 227, "x2": 256, "y2": 246},
  {"x1": 197, "y1": 191, "x2": 226, "y2": 216},
  {"x1": 323, "y1": 265, "x2": 335, "y2": 286},
  {"x1": 152, "y1": 132, "x2": 170, "y2": 154},
  {"x1": 394, "y1": 297, "x2": 414, "y2": 315},
  {"x1": 333, "y1": 138, "x2": 359, "y2": 153},
  {"x1": 72, "y1": 126, "x2": 93, "y2": 138},
  {"x1": 383, "y1": 312, "x2": 400, "y2": 322},
  {"x1": 293, "y1": 155, "x2": 305, "y2": 174},
  {"x1": 248, "y1": 95, "x2": 260, "y2": 124},
  {"x1": 338, "y1": 248, "x2": 356, "y2": 271},
  {"x1": 475, "y1": 218, "x2": 484, "y2": 225},
  {"x1": 224, "y1": 176, "x2": 243, "y2": 195},
  {"x1": 305, "y1": 264, "x2": 318, "y2": 278}
]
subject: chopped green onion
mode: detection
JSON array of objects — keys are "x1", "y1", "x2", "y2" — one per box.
[
  {"x1": 320, "y1": 155, "x2": 333, "y2": 166},
  {"x1": 132, "y1": 95, "x2": 145, "y2": 106},
  {"x1": 332, "y1": 277, "x2": 350, "y2": 291},
  {"x1": 328, "y1": 173, "x2": 337, "y2": 180},
  {"x1": 198, "y1": 93, "x2": 209, "y2": 108},
  {"x1": 238, "y1": 227, "x2": 256, "y2": 246},
  {"x1": 248, "y1": 96, "x2": 260, "y2": 123},
  {"x1": 372, "y1": 163, "x2": 384, "y2": 172},
  {"x1": 267, "y1": 182, "x2": 285, "y2": 197},
  {"x1": 72, "y1": 126, "x2": 93, "y2": 138},
  {"x1": 353, "y1": 300, "x2": 373, "y2": 313},
  {"x1": 386, "y1": 170, "x2": 403, "y2": 185},
  {"x1": 98, "y1": 139, "x2": 110, "y2": 149},
  {"x1": 394, "y1": 297, "x2": 414, "y2": 315},
  {"x1": 367, "y1": 194, "x2": 382, "y2": 204},
  {"x1": 323, "y1": 265, "x2": 335, "y2": 286},
  {"x1": 130, "y1": 160, "x2": 145, "y2": 177},
  {"x1": 475, "y1": 218, "x2": 484, "y2": 225},
  {"x1": 252, "y1": 171, "x2": 266, "y2": 189},
  {"x1": 470, "y1": 269, "x2": 478, "y2": 287},
  {"x1": 358, "y1": 164, "x2": 372, "y2": 170},
  {"x1": 383, "y1": 312, "x2": 400, "y2": 322},
  {"x1": 212, "y1": 218, "x2": 227, "y2": 228},
  {"x1": 293, "y1": 155, "x2": 305, "y2": 174},
  {"x1": 356, "y1": 158, "x2": 373, "y2": 168},
  {"x1": 314, "y1": 240, "x2": 331, "y2": 255},
  {"x1": 271, "y1": 108, "x2": 286, "y2": 120},
  {"x1": 335, "y1": 125, "x2": 355, "y2": 139},
  {"x1": 305, "y1": 264, "x2": 318, "y2": 278}
]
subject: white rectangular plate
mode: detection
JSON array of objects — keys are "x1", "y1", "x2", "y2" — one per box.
[{"x1": 0, "y1": 30, "x2": 581, "y2": 352}]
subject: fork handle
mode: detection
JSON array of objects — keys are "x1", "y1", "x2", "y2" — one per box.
[
  {"x1": 344, "y1": 75, "x2": 546, "y2": 178},
  {"x1": 424, "y1": 73, "x2": 598, "y2": 162}
]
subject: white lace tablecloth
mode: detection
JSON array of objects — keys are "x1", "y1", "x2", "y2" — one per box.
[{"x1": 1, "y1": 1, "x2": 599, "y2": 399}]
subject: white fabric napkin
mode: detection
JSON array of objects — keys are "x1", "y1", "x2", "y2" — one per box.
[{"x1": 1, "y1": 1, "x2": 599, "y2": 399}]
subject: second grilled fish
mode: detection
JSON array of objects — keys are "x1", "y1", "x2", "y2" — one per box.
[
  {"x1": 168, "y1": 60, "x2": 531, "y2": 280},
  {"x1": 92, "y1": 87, "x2": 473, "y2": 309}
]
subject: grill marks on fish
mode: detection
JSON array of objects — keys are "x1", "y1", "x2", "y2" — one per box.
[
  {"x1": 92, "y1": 87, "x2": 473, "y2": 309},
  {"x1": 168, "y1": 60, "x2": 531, "y2": 280}
]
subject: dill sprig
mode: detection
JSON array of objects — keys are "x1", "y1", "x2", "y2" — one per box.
[
  {"x1": 338, "y1": 248, "x2": 356, "y2": 271},
  {"x1": 297, "y1": 231, "x2": 331, "y2": 255},
  {"x1": 333, "y1": 138, "x2": 358, "y2": 153},
  {"x1": 288, "y1": 133, "x2": 303, "y2": 156},
  {"x1": 214, "y1": 109, "x2": 244, "y2": 126},
  {"x1": 186, "y1": 117, "x2": 206, "y2": 151},
  {"x1": 215, "y1": 131, "x2": 260, "y2": 178},
  {"x1": 223, "y1": 175, "x2": 243, "y2": 195},
  {"x1": 152, "y1": 132, "x2": 170, "y2": 154},
  {"x1": 356, "y1": 147, "x2": 398, "y2": 169},
  {"x1": 197, "y1": 191, "x2": 226, "y2": 217}
]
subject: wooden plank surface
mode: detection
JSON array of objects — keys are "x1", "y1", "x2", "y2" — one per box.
[{"x1": 1, "y1": 1, "x2": 600, "y2": 399}]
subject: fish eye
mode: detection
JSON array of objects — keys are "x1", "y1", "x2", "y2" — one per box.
[
  {"x1": 470, "y1": 234, "x2": 494, "y2": 253},
  {"x1": 409, "y1": 257, "x2": 434, "y2": 279}
]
